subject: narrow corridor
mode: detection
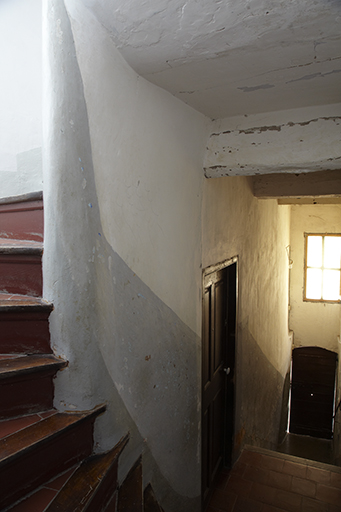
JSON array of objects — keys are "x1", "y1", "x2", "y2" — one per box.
[{"x1": 207, "y1": 446, "x2": 341, "y2": 512}]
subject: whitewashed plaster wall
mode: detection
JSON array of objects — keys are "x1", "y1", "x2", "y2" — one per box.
[
  {"x1": 43, "y1": 1, "x2": 208, "y2": 510},
  {"x1": 204, "y1": 105, "x2": 341, "y2": 177},
  {"x1": 289, "y1": 205, "x2": 341, "y2": 352},
  {"x1": 202, "y1": 177, "x2": 292, "y2": 451},
  {"x1": 0, "y1": 0, "x2": 43, "y2": 199}
]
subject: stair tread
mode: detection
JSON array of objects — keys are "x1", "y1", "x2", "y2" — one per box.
[
  {"x1": 0, "y1": 411, "x2": 57, "y2": 440},
  {"x1": 0, "y1": 294, "x2": 52, "y2": 310},
  {"x1": 0, "y1": 355, "x2": 67, "y2": 379},
  {"x1": 144, "y1": 484, "x2": 165, "y2": 512},
  {"x1": 45, "y1": 434, "x2": 129, "y2": 511},
  {"x1": 118, "y1": 456, "x2": 143, "y2": 512},
  {"x1": 0, "y1": 238, "x2": 43, "y2": 255},
  {"x1": 0, "y1": 406, "x2": 106, "y2": 465}
]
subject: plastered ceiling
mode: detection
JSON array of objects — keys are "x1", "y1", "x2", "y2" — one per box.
[{"x1": 82, "y1": 0, "x2": 341, "y2": 119}]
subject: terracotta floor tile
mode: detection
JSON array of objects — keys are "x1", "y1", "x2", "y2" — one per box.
[
  {"x1": 273, "y1": 489, "x2": 302, "y2": 512},
  {"x1": 267, "y1": 469, "x2": 292, "y2": 492},
  {"x1": 249, "y1": 482, "x2": 277, "y2": 505},
  {"x1": 226, "y1": 474, "x2": 253, "y2": 495},
  {"x1": 7, "y1": 488, "x2": 57, "y2": 512},
  {"x1": 315, "y1": 484, "x2": 341, "y2": 506},
  {"x1": 233, "y1": 461, "x2": 248, "y2": 478},
  {"x1": 328, "y1": 504, "x2": 341, "y2": 512},
  {"x1": 282, "y1": 460, "x2": 307, "y2": 479},
  {"x1": 291, "y1": 476, "x2": 316, "y2": 498},
  {"x1": 234, "y1": 496, "x2": 264, "y2": 512},
  {"x1": 301, "y1": 496, "x2": 329, "y2": 512},
  {"x1": 239, "y1": 450, "x2": 264, "y2": 467},
  {"x1": 243, "y1": 465, "x2": 269, "y2": 484},
  {"x1": 260, "y1": 455, "x2": 285, "y2": 473},
  {"x1": 209, "y1": 488, "x2": 237, "y2": 511},
  {"x1": 262, "y1": 505, "x2": 287, "y2": 512},
  {"x1": 215, "y1": 469, "x2": 231, "y2": 490},
  {"x1": 306, "y1": 467, "x2": 331, "y2": 486},
  {"x1": 330, "y1": 472, "x2": 341, "y2": 489}
]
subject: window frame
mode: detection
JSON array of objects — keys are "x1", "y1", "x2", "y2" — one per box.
[{"x1": 303, "y1": 233, "x2": 341, "y2": 304}]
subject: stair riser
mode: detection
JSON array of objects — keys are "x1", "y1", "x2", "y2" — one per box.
[
  {"x1": 0, "y1": 255, "x2": 42, "y2": 297},
  {"x1": 0, "y1": 373, "x2": 55, "y2": 420},
  {"x1": 0, "y1": 419, "x2": 95, "y2": 509},
  {"x1": 0, "y1": 311, "x2": 52, "y2": 354},
  {"x1": 0, "y1": 201, "x2": 43, "y2": 242}
]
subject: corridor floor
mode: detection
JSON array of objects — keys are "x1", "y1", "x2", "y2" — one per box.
[{"x1": 207, "y1": 446, "x2": 341, "y2": 512}]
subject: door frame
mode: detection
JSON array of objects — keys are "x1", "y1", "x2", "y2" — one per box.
[{"x1": 201, "y1": 256, "x2": 238, "y2": 508}]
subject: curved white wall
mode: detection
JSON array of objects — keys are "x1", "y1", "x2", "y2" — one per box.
[{"x1": 44, "y1": 1, "x2": 208, "y2": 510}]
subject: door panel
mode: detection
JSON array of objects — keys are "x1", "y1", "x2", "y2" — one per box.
[
  {"x1": 289, "y1": 347, "x2": 337, "y2": 439},
  {"x1": 202, "y1": 262, "x2": 237, "y2": 508}
]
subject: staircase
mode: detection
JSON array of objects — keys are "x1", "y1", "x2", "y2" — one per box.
[{"x1": 0, "y1": 192, "x2": 164, "y2": 511}]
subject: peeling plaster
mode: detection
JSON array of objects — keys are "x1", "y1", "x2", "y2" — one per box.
[
  {"x1": 205, "y1": 108, "x2": 341, "y2": 177},
  {"x1": 238, "y1": 84, "x2": 275, "y2": 93},
  {"x1": 81, "y1": 0, "x2": 341, "y2": 118},
  {"x1": 286, "y1": 68, "x2": 341, "y2": 84}
]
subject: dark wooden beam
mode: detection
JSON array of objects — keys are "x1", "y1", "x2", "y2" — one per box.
[{"x1": 252, "y1": 170, "x2": 341, "y2": 202}]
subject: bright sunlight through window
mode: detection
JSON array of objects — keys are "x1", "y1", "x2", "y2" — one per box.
[{"x1": 305, "y1": 234, "x2": 341, "y2": 302}]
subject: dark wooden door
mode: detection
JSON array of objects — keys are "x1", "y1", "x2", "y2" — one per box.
[
  {"x1": 202, "y1": 263, "x2": 236, "y2": 507},
  {"x1": 289, "y1": 347, "x2": 337, "y2": 439}
]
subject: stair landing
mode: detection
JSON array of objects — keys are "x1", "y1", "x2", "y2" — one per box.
[{"x1": 207, "y1": 446, "x2": 341, "y2": 512}]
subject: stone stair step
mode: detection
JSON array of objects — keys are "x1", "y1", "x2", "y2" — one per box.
[
  {"x1": 0, "y1": 406, "x2": 106, "y2": 510},
  {"x1": 0, "y1": 355, "x2": 67, "y2": 419},
  {"x1": 0, "y1": 295, "x2": 53, "y2": 354},
  {"x1": 45, "y1": 434, "x2": 129, "y2": 512},
  {"x1": 0, "y1": 192, "x2": 43, "y2": 242},
  {"x1": 118, "y1": 456, "x2": 143, "y2": 512}
]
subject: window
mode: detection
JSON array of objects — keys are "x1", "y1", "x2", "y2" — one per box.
[{"x1": 304, "y1": 234, "x2": 341, "y2": 302}]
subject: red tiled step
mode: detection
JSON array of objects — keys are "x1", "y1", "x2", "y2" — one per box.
[
  {"x1": 0, "y1": 239, "x2": 43, "y2": 297},
  {"x1": 0, "y1": 355, "x2": 67, "y2": 419},
  {"x1": 0, "y1": 410, "x2": 57, "y2": 439},
  {"x1": 6, "y1": 466, "x2": 77, "y2": 512},
  {"x1": 45, "y1": 434, "x2": 129, "y2": 511},
  {"x1": 0, "y1": 406, "x2": 106, "y2": 509},
  {"x1": 118, "y1": 456, "x2": 143, "y2": 512},
  {"x1": 0, "y1": 192, "x2": 43, "y2": 242},
  {"x1": 0, "y1": 294, "x2": 53, "y2": 354}
]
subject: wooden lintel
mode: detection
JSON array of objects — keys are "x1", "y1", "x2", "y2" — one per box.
[{"x1": 252, "y1": 170, "x2": 341, "y2": 199}]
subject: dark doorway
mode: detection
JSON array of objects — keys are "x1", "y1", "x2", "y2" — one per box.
[
  {"x1": 289, "y1": 346, "x2": 338, "y2": 439},
  {"x1": 202, "y1": 259, "x2": 237, "y2": 509}
]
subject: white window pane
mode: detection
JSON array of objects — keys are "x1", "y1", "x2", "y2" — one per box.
[
  {"x1": 324, "y1": 237, "x2": 341, "y2": 269},
  {"x1": 306, "y1": 268, "x2": 322, "y2": 299},
  {"x1": 307, "y1": 236, "x2": 322, "y2": 267},
  {"x1": 322, "y1": 269, "x2": 340, "y2": 300}
]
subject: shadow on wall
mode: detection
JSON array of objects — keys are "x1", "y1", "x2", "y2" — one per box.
[
  {"x1": 236, "y1": 318, "x2": 290, "y2": 452},
  {"x1": 44, "y1": 1, "x2": 201, "y2": 510}
]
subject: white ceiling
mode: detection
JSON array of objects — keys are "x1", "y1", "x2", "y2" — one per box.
[{"x1": 83, "y1": 0, "x2": 341, "y2": 119}]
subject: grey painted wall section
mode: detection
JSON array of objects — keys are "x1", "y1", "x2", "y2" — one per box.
[
  {"x1": 0, "y1": 0, "x2": 43, "y2": 198},
  {"x1": 202, "y1": 177, "x2": 292, "y2": 453},
  {"x1": 43, "y1": 0, "x2": 208, "y2": 509}
]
